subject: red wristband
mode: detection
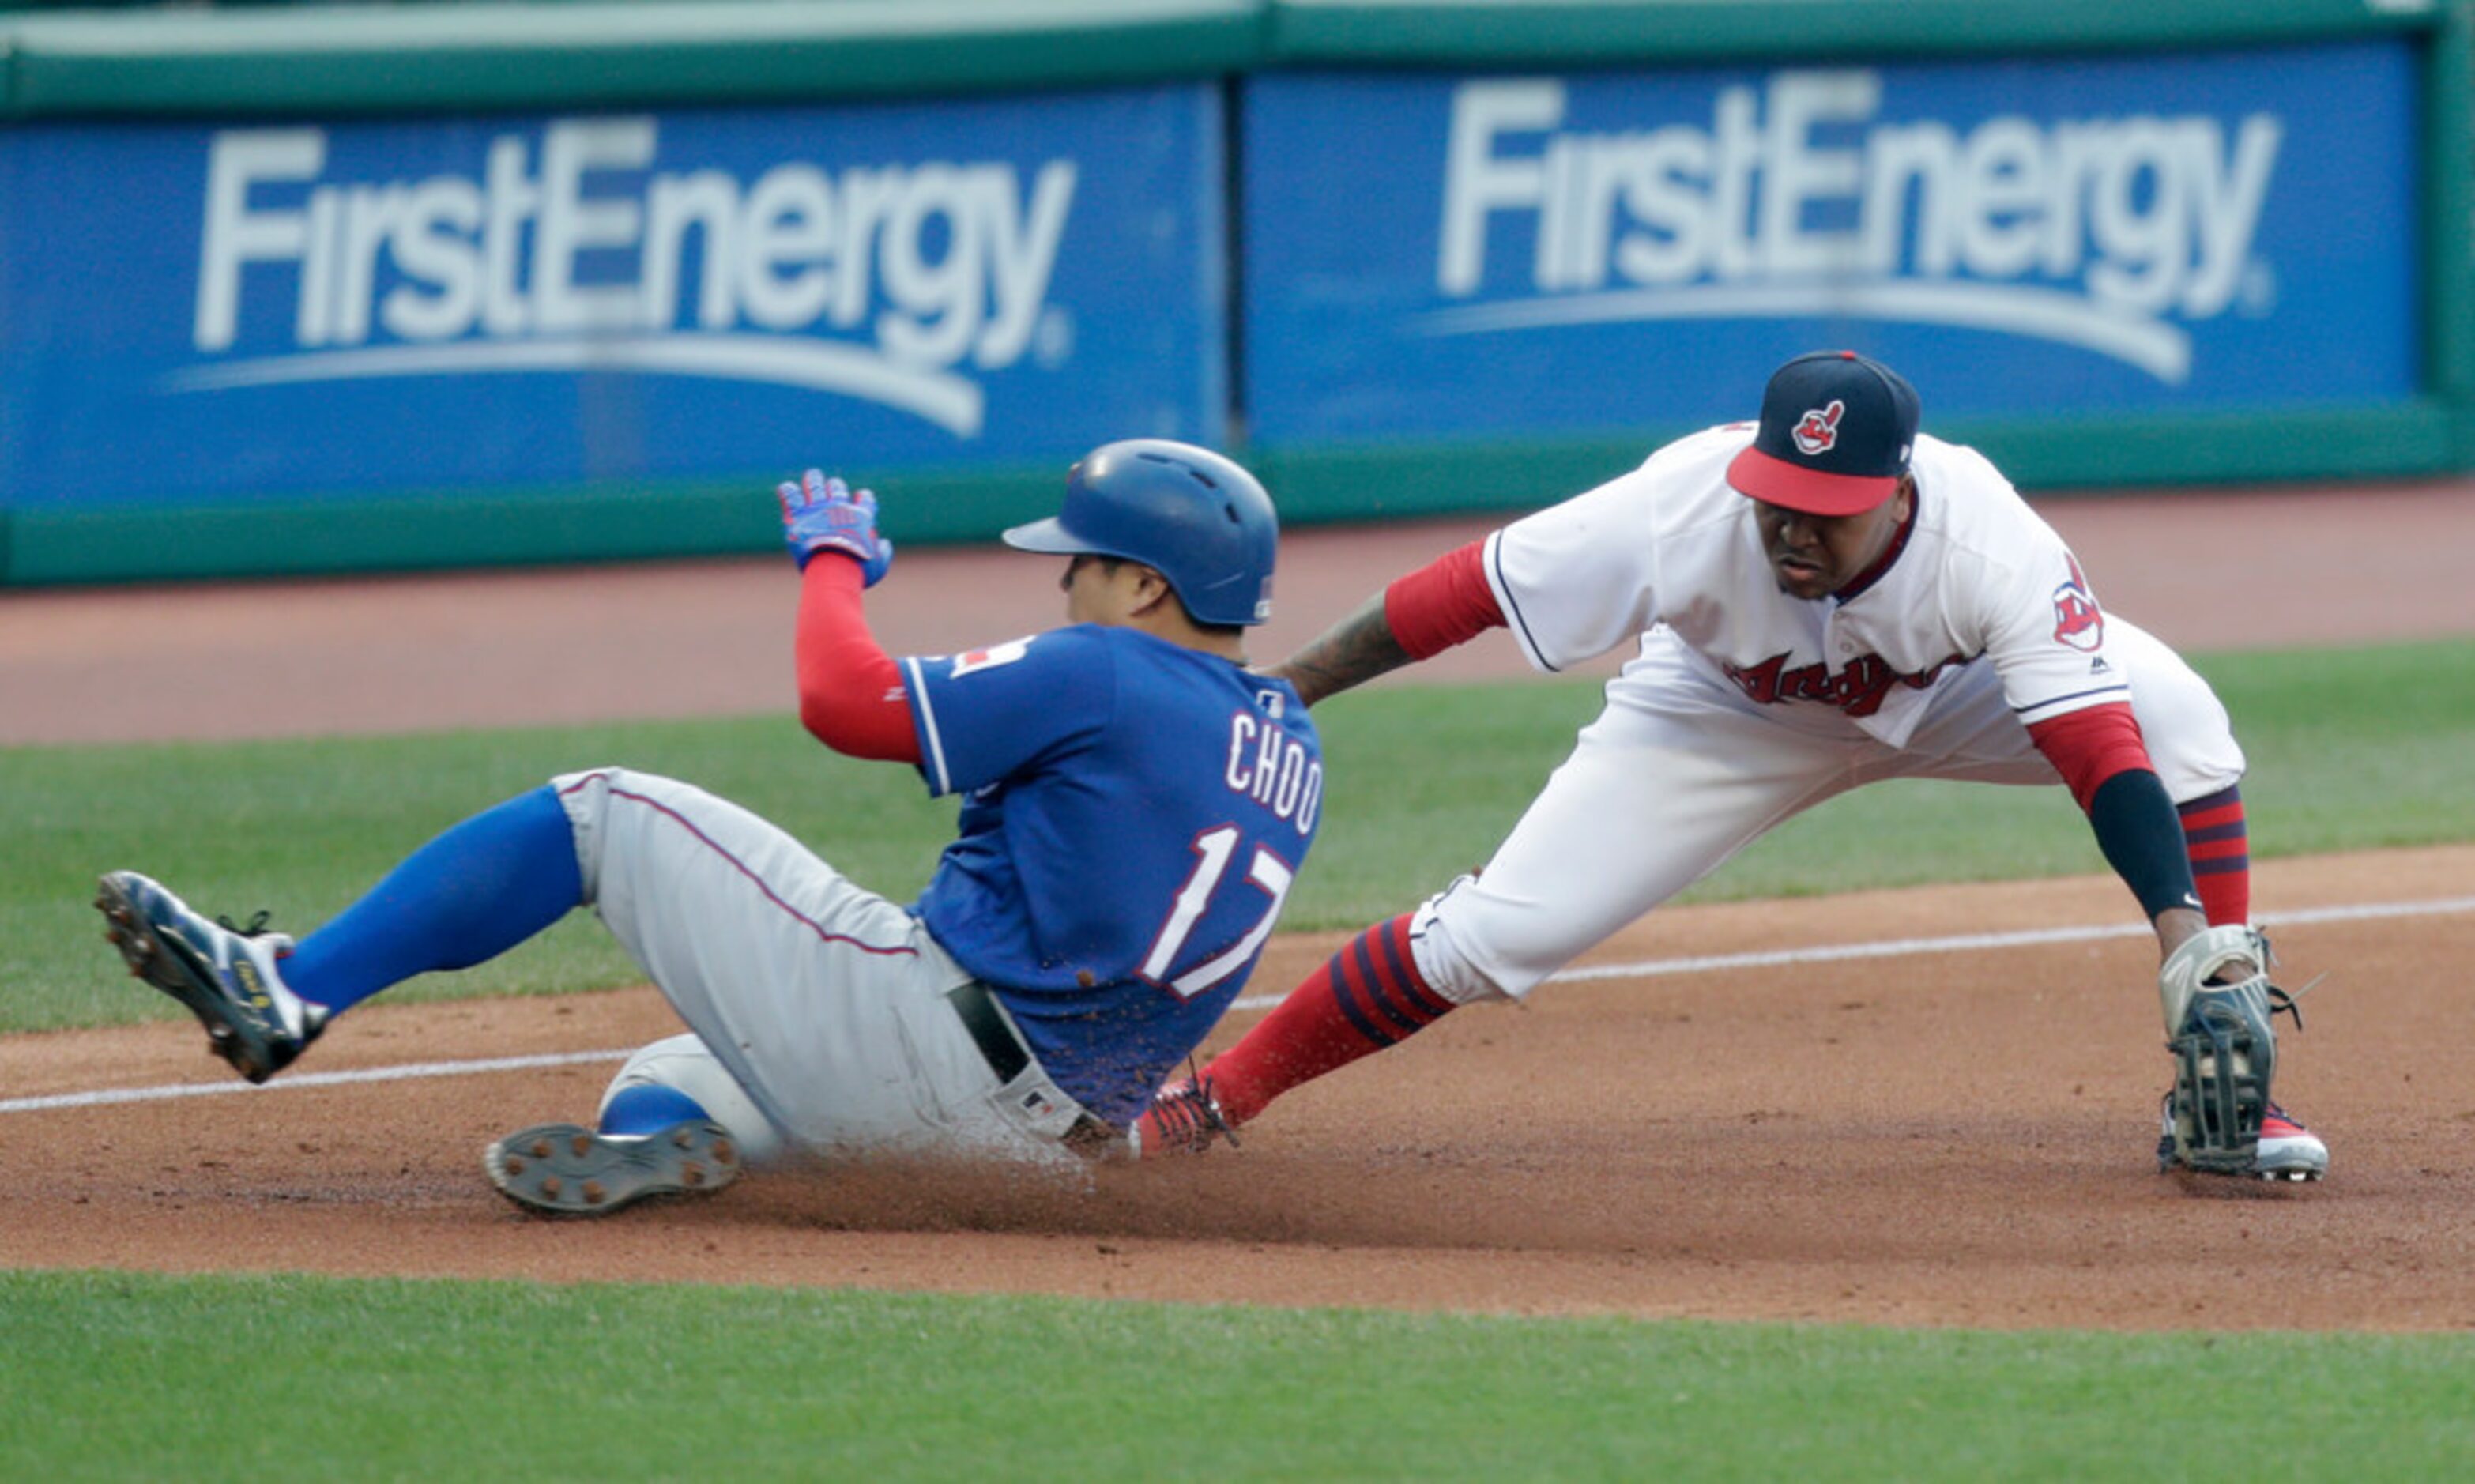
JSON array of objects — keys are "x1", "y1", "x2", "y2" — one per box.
[{"x1": 1382, "y1": 540, "x2": 1504, "y2": 659}]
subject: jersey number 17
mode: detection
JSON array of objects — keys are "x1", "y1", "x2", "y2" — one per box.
[{"x1": 1141, "y1": 825, "x2": 1295, "y2": 1000}]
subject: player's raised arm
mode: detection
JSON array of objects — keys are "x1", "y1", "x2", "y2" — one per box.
[{"x1": 778, "y1": 469, "x2": 920, "y2": 763}]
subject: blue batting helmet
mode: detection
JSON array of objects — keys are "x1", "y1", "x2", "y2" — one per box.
[{"x1": 1002, "y1": 439, "x2": 1278, "y2": 627}]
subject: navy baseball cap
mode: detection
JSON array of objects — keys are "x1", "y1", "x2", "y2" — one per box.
[{"x1": 1725, "y1": 350, "x2": 1921, "y2": 516}]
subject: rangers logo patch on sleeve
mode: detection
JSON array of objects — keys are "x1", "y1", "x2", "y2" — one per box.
[
  {"x1": 950, "y1": 637, "x2": 1034, "y2": 677},
  {"x1": 2051, "y1": 556, "x2": 2104, "y2": 652}
]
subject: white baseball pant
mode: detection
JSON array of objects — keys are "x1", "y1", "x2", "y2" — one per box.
[
  {"x1": 1409, "y1": 618, "x2": 2244, "y2": 1004},
  {"x1": 553, "y1": 768, "x2": 1097, "y2": 1171}
]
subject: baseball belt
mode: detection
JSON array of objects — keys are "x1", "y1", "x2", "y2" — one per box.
[{"x1": 944, "y1": 981, "x2": 1122, "y2": 1157}]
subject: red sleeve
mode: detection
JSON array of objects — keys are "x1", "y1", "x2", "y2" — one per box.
[
  {"x1": 2025, "y1": 701, "x2": 2153, "y2": 811},
  {"x1": 793, "y1": 557, "x2": 921, "y2": 763},
  {"x1": 1382, "y1": 540, "x2": 1506, "y2": 660}
]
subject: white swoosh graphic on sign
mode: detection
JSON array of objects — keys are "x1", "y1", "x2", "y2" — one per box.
[
  {"x1": 163, "y1": 334, "x2": 985, "y2": 436},
  {"x1": 1414, "y1": 281, "x2": 2193, "y2": 384}
]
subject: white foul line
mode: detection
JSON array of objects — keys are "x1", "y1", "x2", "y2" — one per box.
[
  {"x1": 1227, "y1": 894, "x2": 2475, "y2": 1007},
  {"x1": 7, "y1": 895, "x2": 2469, "y2": 1117},
  {"x1": 0, "y1": 1049, "x2": 626, "y2": 1115}
]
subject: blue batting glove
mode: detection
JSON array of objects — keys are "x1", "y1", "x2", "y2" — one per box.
[{"x1": 777, "y1": 468, "x2": 894, "y2": 586}]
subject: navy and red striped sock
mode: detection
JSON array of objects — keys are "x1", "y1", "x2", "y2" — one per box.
[
  {"x1": 1203, "y1": 913, "x2": 1456, "y2": 1127},
  {"x1": 2179, "y1": 784, "x2": 2251, "y2": 926}
]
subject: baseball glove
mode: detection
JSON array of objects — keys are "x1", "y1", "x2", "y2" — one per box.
[{"x1": 2157, "y1": 925, "x2": 2303, "y2": 1175}]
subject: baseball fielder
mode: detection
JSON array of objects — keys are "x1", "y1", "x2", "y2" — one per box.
[
  {"x1": 98, "y1": 440, "x2": 1322, "y2": 1214},
  {"x1": 1138, "y1": 351, "x2": 2322, "y2": 1183}
]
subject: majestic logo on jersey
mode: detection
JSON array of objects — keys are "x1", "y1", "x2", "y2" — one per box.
[
  {"x1": 2051, "y1": 557, "x2": 2104, "y2": 653},
  {"x1": 1722, "y1": 648, "x2": 1967, "y2": 718},
  {"x1": 1791, "y1": 400, "x2": 1844, "y2": 456},
  {"x1": 1422, "y1": 73, "x2": 2281, "y2": 384}
]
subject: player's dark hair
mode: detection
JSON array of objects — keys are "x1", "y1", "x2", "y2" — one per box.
[{"x1": 1088, "y1": 554, "x2": 1241, "y2": 636}]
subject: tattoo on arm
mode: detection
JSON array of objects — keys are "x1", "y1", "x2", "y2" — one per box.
[{"x1": 1267, "y1": 593, "x2": 1413, "y2": 707}]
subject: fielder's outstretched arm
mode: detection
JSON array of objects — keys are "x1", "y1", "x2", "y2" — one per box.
[
  {"x1": 1270, "y1": 540, "x2": 1505, "y2": 706},
  {"x1": 1268, "y1": 592, "x2": 1411, "y2": 706},
  {"x1": 2026, "y1": 702, "x2": 2240, "y2": 972}
]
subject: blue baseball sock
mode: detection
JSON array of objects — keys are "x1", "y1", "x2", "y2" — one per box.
[
  {"x1": 280, "y1": 785, "x2": 585, "y2": 1014},
  {"x1": 598, "y1": 1083, "x2": 714, "y2": 1137}
]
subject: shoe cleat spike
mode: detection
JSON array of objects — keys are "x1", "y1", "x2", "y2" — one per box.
[
  {"x1": 484, "y1": 1119, "x2": 741, "y2": 1218},
  {"x1": 95, "y1": 871, "x2": 317, "y2": 1083}
]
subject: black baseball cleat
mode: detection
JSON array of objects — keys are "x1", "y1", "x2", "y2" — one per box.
[
  {"x1": 95, "y1": 870, "x2": 326, "y2": 1083},
  {"x1": 483, "y1": 1121, "x2": 741, "y2": 1217}
]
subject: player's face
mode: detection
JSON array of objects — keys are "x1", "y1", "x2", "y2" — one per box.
[
  {"x1": 1754, "y1": 480, "x2": 1913, "y2": 600},
  {"x1": 1060, "y1": 553, "x2": 1166, "y2": 626},
  {"x1": 1060, "y1": 553, "x2": 1111, "y2": 623}
]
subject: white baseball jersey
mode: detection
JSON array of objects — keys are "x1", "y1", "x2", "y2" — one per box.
[
  {"x1": 1482, "y1": 426, "x2": 2123, "y2": 749},
  {"x1": 1407, "y1": 424, "x2": 2243, "y2": 1006}
]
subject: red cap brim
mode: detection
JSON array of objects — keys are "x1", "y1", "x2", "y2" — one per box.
[{"x1": 1726, "y1": 446, "x2": 1900, "y2": 517}]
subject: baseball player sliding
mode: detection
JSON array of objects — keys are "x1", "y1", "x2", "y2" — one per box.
[
  {"x1": 1138, "y1": 350, "x2": 2323, "y2": 1184},
  {"x1": 97, "y1": 440, "x2": 1322, "y2": 1214}
]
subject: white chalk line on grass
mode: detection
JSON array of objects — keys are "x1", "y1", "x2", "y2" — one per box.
[
  {"x1": 1513, "y1": 894, "x2": 2475, "y2": 988},
  {"x1": 8, "y1": 895, "x2": 2469, "y2": 1118},
  {"x1": 0, "y1": 1049, "x2": 625, "y2": 1115}
]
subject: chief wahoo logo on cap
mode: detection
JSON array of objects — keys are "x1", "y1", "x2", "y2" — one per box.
[
  {"x1": 1726, "y1": 351, "x2": 1920, "y2": 517},
  {"x1": 1792, "y1": 401, "x2": 1844, "y2": 456}
]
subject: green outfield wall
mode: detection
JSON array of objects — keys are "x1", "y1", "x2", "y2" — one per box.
[{"x1": 2, "y1": 0, "x2": 2466, "y2": 584}]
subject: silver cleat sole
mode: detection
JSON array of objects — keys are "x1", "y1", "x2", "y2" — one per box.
[{"x1": 484, "y1": 1121, "x2": 740, "y2": 1217}]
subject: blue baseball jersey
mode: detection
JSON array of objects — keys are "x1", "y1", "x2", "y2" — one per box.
[{"x1": 901, "y1": 625, "x2": 1322, "y2": 1126}]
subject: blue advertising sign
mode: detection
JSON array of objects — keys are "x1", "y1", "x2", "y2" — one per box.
[
  {"x1": 1242, "y1": 43, "x2": 2420, "y2": 446},
  {"x1": 0, "y1": 85, "x2": 1225, "y2": 507}
]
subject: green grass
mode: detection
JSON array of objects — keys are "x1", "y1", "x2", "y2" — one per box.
[
  {"x1": 6, "y1": 645, "x2": 2473, "y2": 1480},
  {"x1": 0, "y1": 716, "x2": 968, "y2": 1031},
  {"x1": 2, "y1": 1270, "x2": 2471, "y2": 1482},
  {"x1": 1312, "y1": 638, "x2": 2475, "y2": 910},
  {"x1": 3, "y1": 638, "x2": 2470, "y2": 1034}
]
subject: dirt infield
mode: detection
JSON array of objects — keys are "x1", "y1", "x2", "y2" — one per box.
[{"x1": 5, "y1": 478, "x2": 2473, "y2": 1328}]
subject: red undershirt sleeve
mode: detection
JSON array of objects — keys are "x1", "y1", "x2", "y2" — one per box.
[
  {"x1": 2025, "y1": 702, "x2": 2153, "y2": 811},
  {"x1": 1383, "y1": 540, "x2": 1506, "y2": 659},
  {"x1": 793, "y1": 556, "x2": 922, "y2": 763}
]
